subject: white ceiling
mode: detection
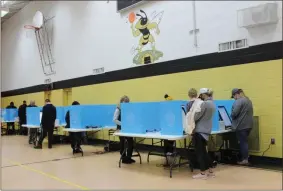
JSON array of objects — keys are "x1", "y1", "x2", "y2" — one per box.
[{"x1": 1, "y1": 0, "x2": 31, "y2": 24}]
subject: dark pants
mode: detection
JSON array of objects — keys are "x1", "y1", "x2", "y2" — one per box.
[
  {"x1": 164, "y1": 140, "x2": 174, "y2": 154},
  {"x1": 29, "y1": 128, "x2": 38, "y2": 143},
  {"x1": 19, "y1": 119, "x2": 27, "y2": 135},
  {"x1": 38, "y1": 126, "x2": 54, "y2": 148},
  {"x1": 7, "y1": 122, "x2": 15, "y2": 134},
  {"x1": 119, "y1": 136, "x2": 133, "y2": 159},
  {"x1": 70, "y1": 132, "x2": 82, "y2": 150},
  {"x1": 194, "y1": 133, "x2": 212, "y2": 172},
  {"x1": 236, "y1": 128, "x2": 251, "y2": 161}
]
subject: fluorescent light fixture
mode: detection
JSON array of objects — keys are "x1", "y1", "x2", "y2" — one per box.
[{"x1": 1, "y1": 7, "x2": 9, "y2": 17}]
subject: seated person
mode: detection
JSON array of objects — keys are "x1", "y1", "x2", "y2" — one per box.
[{"x1": 65, "y1": 101, "x2": 83, "y2": 153}]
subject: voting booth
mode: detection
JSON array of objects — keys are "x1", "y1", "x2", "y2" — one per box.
[
  {"x1": 56, "y1": 106, "x2": 70, "y2": 126},
  {"x1": 1, "y1": 108, "x2": 18, "y2": 122},
  {"x1": 121, "y1": 101, "x2": 186, "y2": 135},
  {"x1": 212, "y1": 100, "x2": 234, "y2": 131},
  {"x1": 27, "y1": 107, "x2": 42, "y2": 125},
  {"x1": 69, "y1": 105, "x2": 116, "y2": 129}
]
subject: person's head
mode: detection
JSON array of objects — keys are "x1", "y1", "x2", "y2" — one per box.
[
  {"x1": 120, "y1": 95, "x2": 130, "y2": 103},
  {"x1": 45, "y1": 99, "x2": 51, "y2": 104},
  {"x1": 188, "y1": 88, "x2": 198, "y2": 100},
  {"x1": 23, "y1": 100, "x2": 26, "y2": 105},
  {"x1": 198, "y1": 88, "x2": 211, "y2": 101},
  {"x1": 231, "y1": 88, "x2": 244, "y2": 100},
  {"x1": 208, "y1": 88, "x2": 214, "y2": 98},
  {"x1": 30, "y1": 100, "x2": 35, "y2": 106},
  {"x1": 164, "y1": 94, "x2": 173, "y2": 101},
  {"x1": 118, "y1": 96, "x2": 130, "y2": 108},
  {"x1": 10, "y1": 102, "x2": 14, "y2": 106},
  {"x1": 72, "y1": 101, "x2": 80, "y2": 106}
]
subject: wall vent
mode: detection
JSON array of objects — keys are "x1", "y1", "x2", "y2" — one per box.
[
  {"x1": 93, "y1": 67, "x2": 105, "y2": 75},
  {"x1": 237, "y1": 3, "x2": 279, "y2": 28},
  {"x1": 218, "y1": 39, "x2": 248, "y2": 52}
]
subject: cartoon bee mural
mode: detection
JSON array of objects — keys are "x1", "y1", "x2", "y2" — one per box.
[{"x1": 128, "y1": 9, "x2": 164, "y2": 65}]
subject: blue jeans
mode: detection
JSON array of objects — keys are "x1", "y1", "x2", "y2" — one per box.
[{"x1": 236, "y1": 129, "x2": 251, "y2": 161}]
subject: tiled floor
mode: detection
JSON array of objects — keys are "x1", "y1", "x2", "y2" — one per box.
[{"x1": 1, "y1": 136, "x2": 282, "y2": 190}]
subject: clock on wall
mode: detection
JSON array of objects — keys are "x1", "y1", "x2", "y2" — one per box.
[{"x1": 117, "y1": 0, "x2": 143, "y2": 12}]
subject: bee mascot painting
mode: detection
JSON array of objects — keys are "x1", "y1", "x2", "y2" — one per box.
[{"x1": 128, "y1": 10, "x2": 164, "y2": 65}]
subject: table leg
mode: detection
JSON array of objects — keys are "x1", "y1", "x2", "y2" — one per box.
[{"x1": 133, "y1": 138, "x2": 142, "y2": 164}]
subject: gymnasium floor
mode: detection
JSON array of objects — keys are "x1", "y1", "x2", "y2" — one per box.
[{"x1": 1, "y1": 136, "x2": 282, "y2": 190}]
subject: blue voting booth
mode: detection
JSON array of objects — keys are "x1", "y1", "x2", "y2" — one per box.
[
  {"x1": 26, "y1": 107, "x2": 42, "y2": 125},
  {"x1": 159, "y1": 101, "x2": 187, "y2": 135},
  {"x1": 69, "y1": 105, "x2": 116, "y2": 129},
  {"x1": 56, "y1": 106, "x2": 70, "y2": 125},
  {"x1": 1, "y1": 108, "x2": 18, "y2": 122},
  {"x1": 212, "y1": 100, "x2": 234, "y2": 131},
  {"x1": 121, "y1": 101, "x2": 186, "y2": 135}
]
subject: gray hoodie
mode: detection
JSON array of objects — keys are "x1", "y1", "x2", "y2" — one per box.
[
  {"x1": 194, "y1": 98, "x2": 216, "y2": 140},
  {"x1": 231, "y1": 97, "x2": 253, "y2": 131}
]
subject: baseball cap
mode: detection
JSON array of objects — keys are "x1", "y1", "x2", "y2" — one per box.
[
  {"x1": 231, "y1": 88, "x2": 240, "y2": 98},
  {"x1": 199, "y1": 88, "x2": 209, "y2": 94},
  {"x1": 199, "y1": 88, "x2": 209, "y2": 98}
]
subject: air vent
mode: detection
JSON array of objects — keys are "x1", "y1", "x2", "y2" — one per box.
[
  {"x1": 237, "y1": 3, "x2": 278, "y2": 28},
  {"x1": 218, "y1": 39, "x2": 248, "y2": 52},
  {"x1": 93, "y1": 67, "x2": 105, "y2": 75}
]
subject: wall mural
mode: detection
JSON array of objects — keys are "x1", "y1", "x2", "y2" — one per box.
[{"x1": 127, "y1": 10, "x2": 164, "y2": 65}]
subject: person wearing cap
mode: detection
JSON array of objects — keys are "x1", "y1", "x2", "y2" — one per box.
[
  {"x1": 231, "y1": 88, "x2": 253, "y2": 165},
  {"x1": 65, "y1": 101, "x2": 83, "y2": 153},
  {"x1": 192, "y1": 88, "x2": 216, "y2": 179}
]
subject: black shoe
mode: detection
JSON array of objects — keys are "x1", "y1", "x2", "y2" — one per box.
[
  {"x1": 129, "y1": 158, "x2": 136, "y2": 163},
  {"x1": 122, "y1": 159, "x2": 131, "y2": 164},
  {"x1": 34, "y1": 145, "x2": 42, "y2": 149}
]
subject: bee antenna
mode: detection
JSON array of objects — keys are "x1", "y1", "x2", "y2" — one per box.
[
  {"x1": 140, "y1": 10, "x2": 147, "y2": 18},
  {"x1": 136, "y1": 13, "x2": 142, "y2": 18}
]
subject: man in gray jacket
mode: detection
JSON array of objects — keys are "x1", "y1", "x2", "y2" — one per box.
[
  {"x1": 192, "y1": 88, "x2": 216, "y2": 179},
  {"x1": 231, "y1": 88, "x2": 253, "y2": 165}
]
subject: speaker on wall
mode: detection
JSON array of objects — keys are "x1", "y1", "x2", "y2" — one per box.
[{"x1": 117, "y1": 0, "x2": 143, "y2": 12}]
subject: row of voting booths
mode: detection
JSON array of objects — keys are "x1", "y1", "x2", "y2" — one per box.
[
  {"x1": 5, "y1": 100, "x2": 234, "y2": 134},
  {"x1": 120, "y1": 100, "x2": 234, "y2": 135}
]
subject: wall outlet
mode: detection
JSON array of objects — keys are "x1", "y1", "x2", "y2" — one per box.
[{"x1": 271, "y1": 138, "x2": 275, "y2": 145}]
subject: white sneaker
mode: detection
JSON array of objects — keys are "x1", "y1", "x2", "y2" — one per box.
[
  {"x1": 192, "y1": 173, "x2": 208, "y2": 180},
  {"x1": 207, "y1": 172, "x2": 216, "y2": 178},
  {"x1": 237, "y1": 160, "x2": 249, "y2": 165}
]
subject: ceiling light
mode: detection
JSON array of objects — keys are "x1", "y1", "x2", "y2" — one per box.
[{"x1": 1, "y1": 7, "x2": 9, "y2": 17}]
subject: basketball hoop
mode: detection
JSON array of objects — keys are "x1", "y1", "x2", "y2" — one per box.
[{"x1": 24, "y1": 25, "x2": 40, "y2": 31}]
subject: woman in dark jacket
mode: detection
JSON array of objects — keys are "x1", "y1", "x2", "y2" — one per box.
[{"x1": 65, "y1": 101, "x2": 82, "y2": 153}]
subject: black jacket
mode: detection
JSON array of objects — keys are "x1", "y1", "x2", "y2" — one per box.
[
  {"x1": 41, "y1": 103, "x2": 56, "y2": 128},
  {"x1": 18, "y1": 104, "x2": 27, "y2": 121},
  {"x1": 6, "y1": 105, "x2": 17, "y2": 109},
  {"x1": 65, "y1": 111, "x2": 70, "y2": 129}
]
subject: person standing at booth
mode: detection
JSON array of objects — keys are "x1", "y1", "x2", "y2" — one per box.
[
  {"x1": 18, "y1": 100, "x2": 27, "y2": 135},
  {"x1": 6, "y1": 102, "x2": 17, "y2": 135},
  {"x1": 192, "y1": 88, "x2": 216, "y2": 179},
  {"x1": 113, "y1": 95, "x2": 135, "y2": 164},
  {"x1": 34, "y1": 99, "x2": 56, "y2": 149},
  {"x1": 65, "y1": 101, "x2": 83, "y2": 153},
  {"x1": 27, "y1": 101, "x2": 38, "y2": 144},
  {"x1": 231, "y1": 88, "x2": 253, "y2": 165}
]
